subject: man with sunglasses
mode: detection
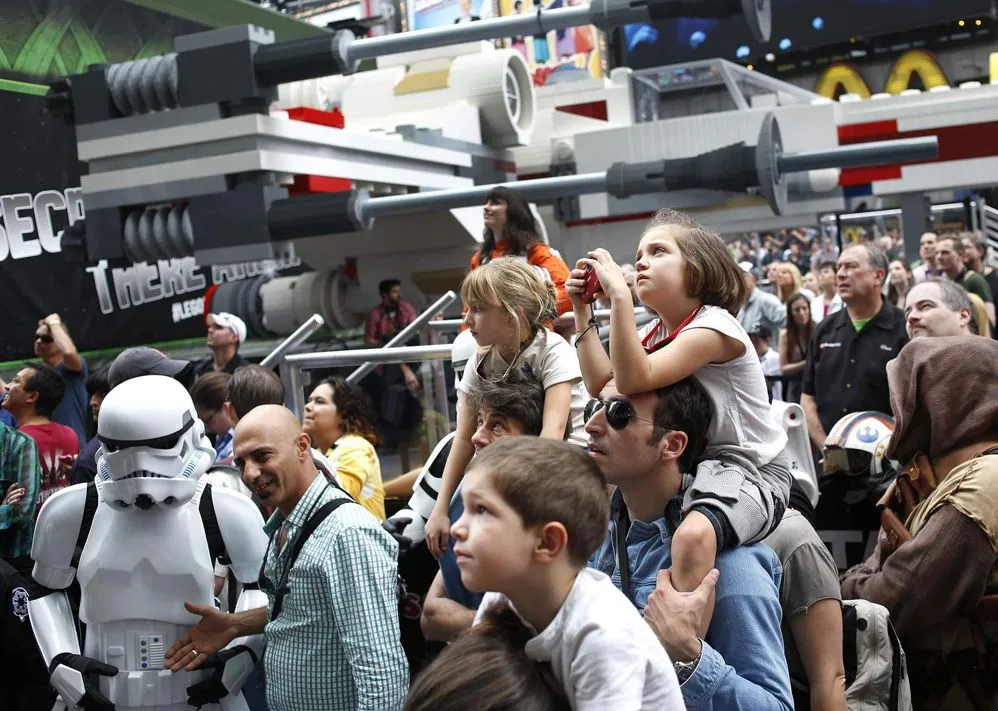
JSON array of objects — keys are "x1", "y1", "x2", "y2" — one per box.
[
  {"x1": 32, "y1": 314, "x2": 88, "y2": 447},
  {"x1": 586, "y1": 379, "x2": 793, "y2": 711}
]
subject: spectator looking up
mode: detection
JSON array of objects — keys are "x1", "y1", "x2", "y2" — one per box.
[
  {"x1": 904, "y1": 279, "x2": 975, "y2": 340},
  {"x1": 585, "y1": 378, "x2": 794, "y2": 709},
  {"x1": 33, "y1": 313, "x2": 87, "y2": 446},
  {"x1": 810, "y1": 261, "x2": 842, "y2": 324},
  {"x1": 1, "y1": 364, "x2": 78, "y2": 520},
  {"x1": 193, "y1": 312, "x2": 250, "y2": 379},
  {"x1": 935, "y1": 237, "x2": 994, "y2": 327},
  {"x1": 912, "y1": 231, "x2": 942, "y2": 283},
  {"x1": 471, "y1": 186, "x2": 572, "y2": 316},
  {"x1": 736, "y1": 262, "x2": 786, "y2": 340},
  {"x1": 960, "y1": 231, "x2": 998, "y2": 301},
  {"x1": 801, "y1": 244, "x2": 907, "y2": 450},
  {"x1": 778, "y1": 293, "x2": 813, "y2": 404},
  {"x1": 463, "y1": 438, "x2": 685, "y2": 711},
  {"x1": 303, "y1": 377, "x2": 387, "y2": 521},
  {"x1": 888, "y1": 259, "x2": 914, "y2": 309},
  {"x1": 568, "y1": 208, "x2": 791, "y2": 633},
  {"x1": 422, "y1": 366, "x2": 554, "y2": 641}
]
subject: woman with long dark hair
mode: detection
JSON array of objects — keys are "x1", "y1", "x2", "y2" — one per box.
[
  {"x1": 470, "y1": 186, "x2": 572, "y2": 316},
  {"x1": 778, "y1": 293, "x2": 814, "y2": 404},
  {"x1": 303, "y1": 377, "x2": 387, "y2": 520}
]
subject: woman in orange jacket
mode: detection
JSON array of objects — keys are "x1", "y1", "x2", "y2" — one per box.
[{"x1": 469, "y1": 186, "x2": 572, "y2": 316}]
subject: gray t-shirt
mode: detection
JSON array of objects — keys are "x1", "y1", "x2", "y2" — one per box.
[{"x1": 763, "y1": 509, "x2": 841, "y2": 692}]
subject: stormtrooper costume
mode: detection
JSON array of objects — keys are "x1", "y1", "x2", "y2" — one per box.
[{"x1": 28, "y1": 376, "x2": 268, "y2": 711}]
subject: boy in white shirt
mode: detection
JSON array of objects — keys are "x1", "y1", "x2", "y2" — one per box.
[
  {"x1": 454, "y1": 437, "x2": 684, "y2": 711},
  {"x1": 749, "y1": 330, "x2": 783, "y2": 401}
]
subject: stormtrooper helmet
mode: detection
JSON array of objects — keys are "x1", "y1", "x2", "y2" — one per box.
[{"x1": 97, "y1": 375, "x2": 215, "y2": 510}]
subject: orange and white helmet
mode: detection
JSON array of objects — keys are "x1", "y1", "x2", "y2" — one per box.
[{"x1": 823, "y1": 411, "x2": 897, "y2": 479}]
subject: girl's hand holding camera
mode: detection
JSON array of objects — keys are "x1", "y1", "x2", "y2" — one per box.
[{"x1": 575, "y1": 250, "x2": 630, "y2": 303}]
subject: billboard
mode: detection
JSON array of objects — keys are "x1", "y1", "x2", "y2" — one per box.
[
  {"x1": 497, "y1": 0, "x2": 604, "y2": 85},
  {"x1": 408, "y1": 0, "x2": 604, "y2": 85},
  {"x1": 618, "y1": 0, "x2": 994, "y2": 71}
]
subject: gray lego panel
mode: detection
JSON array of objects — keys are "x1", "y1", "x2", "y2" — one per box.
[
  {"x1": 81, "y1": 176, "x2": 231, "y2": 210},
  {"x1": 76, "y1": 104, "x2": 224, "y2": 143},
  {"x1": 174, "y1": 25, "x2": 276, "y2": 52}
]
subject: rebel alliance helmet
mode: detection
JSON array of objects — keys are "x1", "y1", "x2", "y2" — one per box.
[
  {"x1": 97, "y1": 375, "x2": 215, "y2": 510},
  {"x1": 823, "y1": 411, "x2": 898, "y2": 479}
]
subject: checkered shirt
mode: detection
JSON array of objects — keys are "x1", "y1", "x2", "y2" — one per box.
[{"x1": 262, "y1": 475, "x2": 408, "y2": 711}]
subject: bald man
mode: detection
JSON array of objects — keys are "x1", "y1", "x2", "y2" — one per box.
[{"x1": 166, "y1": 406, "x2": 409, "y2": 711}]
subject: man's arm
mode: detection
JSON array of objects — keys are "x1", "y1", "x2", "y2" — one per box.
[
  {"x1": 363, "y1": 311, "x2": 382, "y2": 347},
  {"x1": 0, "y1": 435, "x2": 40, "y2": 530},
  {"x1": 328, "y1": 525, "x2": 408, "y2": 711},
  {"x1": 679, "y1": 551, "x2": 793, "y2": 711},
  {"x1": 801, "y1": 395, "x2": 827, "y2": 451},
  {"x1": 840, "y1": 505, "x2": 994, "y2": 640},
  {"x1": 44, "y1": 316, "x2": 82, "y2": 372},
  {"x1": 421, "y1": 571, "x2": 475, "y2": 642}
]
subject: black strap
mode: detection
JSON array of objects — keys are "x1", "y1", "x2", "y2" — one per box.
[
  {"x1": 199, "y1": 484, "x2": 226, "y2": 566},
  {"x1": 614, "y1": 506, "x2": 630, "y2": 600},
  {"x1": 71, "y1": 482, "x2": 99, "y2": 569},
  {"x1": 270, "y1": 497, "x2": 357, "y2": 621}
]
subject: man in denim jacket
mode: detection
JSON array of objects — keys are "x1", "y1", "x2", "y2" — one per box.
[{"x1": 586, "y1": 377, "x2": 793, "y2": 711}]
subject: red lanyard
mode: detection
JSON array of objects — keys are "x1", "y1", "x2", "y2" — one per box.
[{"x1": 641, "y1": 306, "x2": 703, "y2": 354}]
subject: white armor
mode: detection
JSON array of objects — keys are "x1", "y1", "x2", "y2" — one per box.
[{"x1": 28, "y1": 376, "x2": 268, "y2": 711}]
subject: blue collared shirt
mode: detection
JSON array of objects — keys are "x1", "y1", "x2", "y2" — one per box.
[{"x1": 589, "y1": 490, "x2": 793, "y2": 711}]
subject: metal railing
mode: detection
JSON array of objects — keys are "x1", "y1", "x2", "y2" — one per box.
[
  {"x1": 259, "y1": 314, "x2": 325, "y2": 368},
  {"x1": 427, "y1": 306, "x2": 651, "y2": 333},
  {"x1": 347, "y1": 291, "x2": 457, "y2": 384}
]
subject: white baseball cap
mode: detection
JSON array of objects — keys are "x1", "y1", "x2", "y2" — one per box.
[{"x1": 208, "y1": 312, "x2": 247, "y2": 344}]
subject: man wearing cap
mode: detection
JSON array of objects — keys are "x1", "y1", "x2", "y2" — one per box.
[
  {"x1": 194, "y1": 312, "x2": 251, "y2": 379},
  {"x1": 737, "y1": 262, "x2": 786, "y2": 341}
]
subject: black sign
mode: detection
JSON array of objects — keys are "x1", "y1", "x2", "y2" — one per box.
[{"x1": 0, "y1": 89, "x2": 304, "y2": 361}]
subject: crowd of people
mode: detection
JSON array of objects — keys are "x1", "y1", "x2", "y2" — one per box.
[{"x1": 0, "y1": 191, "x2": 996, "y2": 711}]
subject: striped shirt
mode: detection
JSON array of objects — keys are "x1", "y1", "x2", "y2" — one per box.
[
  {"x1": 262, "y1": 474, "x2": 408, "y2": 711},
  {"x1": 0, "y1": 423, "x2": 41, "y2": 561}
]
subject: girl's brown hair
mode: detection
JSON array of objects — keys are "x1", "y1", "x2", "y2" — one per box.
[
  {"x1": 642, "y1": 209, "x2": 749, "y2": 316},
  {"x1": 461, "y1": 256, "x2": 559, "y2": 345}
]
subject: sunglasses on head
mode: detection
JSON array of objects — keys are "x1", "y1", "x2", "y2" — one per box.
[{"x1": 584, "y1": 398, "x2": 660, "y2": 430}]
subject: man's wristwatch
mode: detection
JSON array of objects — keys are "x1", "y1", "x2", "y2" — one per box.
[
  {"x1": 45, "y1": 317, "x2": 62, "y2": 328},
  {"x1": 673, "y1": 639, "x2": 703, "y2": 684}
]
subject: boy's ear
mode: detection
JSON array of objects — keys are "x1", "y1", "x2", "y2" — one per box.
[{"x1": 534, "y1": 522, "x2": 569, "y2": 564}]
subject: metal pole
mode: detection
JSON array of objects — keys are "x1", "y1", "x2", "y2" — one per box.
[
  {"x1": 361, "y1": 173, "x2": 608, "y2": 220},
  {"x1": 260, "y1": 314, "x2": 325, "y2": 369},
  {"x1": 347, "y1": 6, "x2": 592, "y2": 64},
  {"x1": 778, "y1": 136, "x2": 938, "y2": 174},
  {"x1": 346, "y1": 291, "x2": 458, "y2": 384},
  {"x1": 287, "y1": 344, "x2": 453, "y2": 370},
  {"x1": 427, "y1": 307, "x2": 641, "y2": 333},
  {"x1": 279, "y1": 361, "x2": 307, "y2": 420}
]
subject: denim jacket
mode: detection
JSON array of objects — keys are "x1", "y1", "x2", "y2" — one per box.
[{"x1": 589, "y1": 491, "x2": 793, "y2": 711}]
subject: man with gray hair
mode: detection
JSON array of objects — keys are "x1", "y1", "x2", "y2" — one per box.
[
  {"x1": 737, "y1": 262, "x2": 786, "y2": 340},
  {"x1": 801, "y1": 243, "x2": 908, "y2": 449},
  {"x1": 904, "y1": 278, "x2": 975, "y2": 339}
]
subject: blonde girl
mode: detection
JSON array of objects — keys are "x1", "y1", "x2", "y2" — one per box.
[{"x1": 424, "y1": 257, "x2": 587, "y2": 557}]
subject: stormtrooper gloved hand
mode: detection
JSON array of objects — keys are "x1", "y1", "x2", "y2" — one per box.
[
  {"x1": 381, "y1": 516, "x2": 414, "y2": 555},
  {"x1": 49, "y1": 652, "x2": 119, "y2": 710},
  {"x1": 184, "y1": 645, "x2": 259, "y2": 707}
]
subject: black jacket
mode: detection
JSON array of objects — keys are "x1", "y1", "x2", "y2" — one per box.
[{"x1": 0, "y1": 559, "x2": 56, "y2": 709}]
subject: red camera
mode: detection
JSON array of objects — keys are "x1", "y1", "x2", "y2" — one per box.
[{"x1": 581, "y1": 265, "x2": 603, "y2": 304}]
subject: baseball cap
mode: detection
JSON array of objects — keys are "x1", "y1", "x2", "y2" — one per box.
[
  {"x1": 209, "y1": 312, "x2": 247, "y2": 344},
  {"x1": 109, "y1": 347, "x2": 193, "y2": 389}
]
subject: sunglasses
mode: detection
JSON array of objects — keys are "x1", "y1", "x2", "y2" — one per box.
[
  {"x1": 35, "y1": 334, "x2": 53, "y2": 344},
  {"x1": 584, "y1": 398, "x2": 660, "y2": 430}
]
